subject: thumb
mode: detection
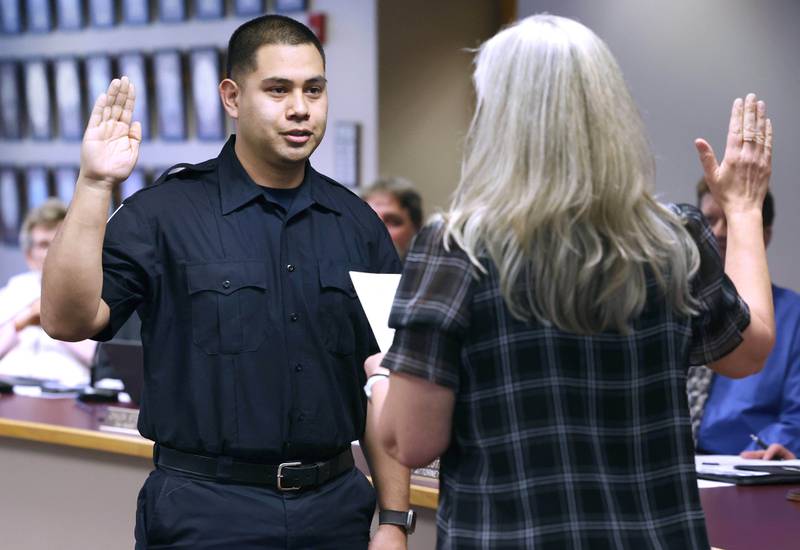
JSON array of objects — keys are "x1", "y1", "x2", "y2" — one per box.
[{"x1": 694, "y1": 138, "x2": 718, "y2": 185}]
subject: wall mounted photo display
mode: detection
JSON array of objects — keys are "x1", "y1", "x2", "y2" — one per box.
[
  {"x1": 0, "y1": 61, "x2": 21, "y2": 139},
  {"x1": 334, "y1": 121, "x2": 360, "y2": 189},
  {"x1": 189, "y1": 48, "x2": 223, "y2": 140},
  {"x1": 88, "y1": 0, "x2": 114, "y2": 27},
  {"x1": 0, "y1": 0, "x2": 22, "y2": 33},
  {"x1": 0, "y1": 167, "x2": 21, "y2": 244},
  {"x1": 54, "y1": 57, "x2": 83, "y2": 140},
  {"x1": 84, "y1": 54, "x2": 112, "y2": 113},
  {"x1": 118, "y1": 168, "x2": 145, "y2": 206},
  {"x1": 56, "y1": 0, "x2": 82, "y2": 29},
  {"x1": 23, "y1": 59, "x2": 52, "y2": 140},
  {"x1": 117, "y1": 52, "x2": 149, "y2": 140},
  {"x1": 26, "y1": 0, "x2": 52, "y2": 31},
  {"x1": 159, "y1": 0, "x2": 185, "y2": 22},
  {"x1": 153, "y1": 50, "x2": 185, "y2": 140},
  {"x1": 194, "y1": 0, "x2": 223, "y2": 19},
  {"x1": 274, "y1": 0, "x2": 306, "y2": 13},
  {"x1": 234, "y1": 0, "x2": 263, "y2": 17},
  {"x1": 24, "y1": 166, "x2": 50, "y2": 211},
  {"x1": 53, "y1": 165, "x2": 77, "y2": 204},
  {"x1": 121, "y1": 0, "x2": 148, "y2": 25}
]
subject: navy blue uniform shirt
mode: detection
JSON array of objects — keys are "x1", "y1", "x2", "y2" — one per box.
[{"x1": 95, "y1": 136, "x2": 401, "y2": 461}]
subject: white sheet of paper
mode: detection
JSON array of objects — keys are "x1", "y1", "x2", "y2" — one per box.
[{"x1": 349, "y1": 271, "x2": 402, "y2": 352}]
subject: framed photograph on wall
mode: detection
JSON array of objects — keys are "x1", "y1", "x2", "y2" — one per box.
[
  {"x1": 159, "y1": 0, "x2": 184, "y2": 22},
  {"x1": 234, "y1": 0, "x2": 263, "y2": 17},
  {"x1": 153, "y1": 50, "x2": 185, "y2": 140},
  {"x1": 24, "y1": 59, "x2": 52, "y2": 140},
  {"x1": 0, "y1": 0, "x2": 22, "y2": 33},
  {"x1": 53, "y1": 165, "x2": 78, "y2": 204},
  {"x1": 0, "y1": 167, "x2": 21, "y2": 244},
  {"x1": 56, "y1": 0, "x2": 82, "y2": 29},
  {"x1": 24, "y1": 166, "x2": 51, "y2": 211},
  {"x1": 54, "y1": 57, "x2": 83, "y2": 140},
  {"x1": 26, "y1": 0, "x2": 52, "y2": 32},
  {"x1": 189, "y1": 48, "x2": 223, "y2": 141},
  {"x1": 118, "y1": 168, "x2": 145, "y2": 206},
  {"x1": 274, "y1": 0, "x2": 306, "y2": 13},
  {"x1": 117, "y1": 52, "x2": 150, "y2": 140},
  {"x1": 334, "y1": 121, "x2": 360, "y2": 189},
  {"x1": 121, "y1": 0, "x2": 148, "y2": 25},
  {"x1": 195, "y1": 0, "x2": 223, "y2": 19},
  {"x1": 85, "y1": 54, "x2": 113, "y2": 110},
  {"x1": 88, "y1": 0, "x2": 114, "y2": 27},
  {"x1": 0, "y1": 61, "x2": 21, "y2": 139}
]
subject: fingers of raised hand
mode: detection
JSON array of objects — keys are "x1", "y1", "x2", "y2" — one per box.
[
  {"x1": 88, "y1": 93, "x2": 106, "y2": 128},
  {"x1": 764, "y1": 118, "x2": 773, "y2": 158},
  {"x1": 120, "y1": 82, "x2": 136, "y2": 126},
  {"x1": 741, "y1": 93, "x2": 758, "y2": 144},
  {"x1": 725, "y1": 97, "x2": 744, "y2": 152}
]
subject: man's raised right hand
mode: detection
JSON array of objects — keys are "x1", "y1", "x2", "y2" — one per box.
[{"x1": 79, "y1": 76, "x2": 142, "y2": 190}]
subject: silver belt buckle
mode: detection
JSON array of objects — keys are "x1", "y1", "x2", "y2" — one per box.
[{"x1": 277, "y1": 461, "x2": 302, "y2": 491}]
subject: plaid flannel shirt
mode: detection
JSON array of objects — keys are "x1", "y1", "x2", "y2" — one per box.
[{"x1": 382, "y1": 204, "x2": 749, "y2": 549}]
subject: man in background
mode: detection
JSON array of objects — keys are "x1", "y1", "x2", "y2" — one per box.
[
  {"x1": 0, "y1": 198, "x2": 96, "y2": 386},
  {"x1": 363, "y1": 177, "x2": 423, "y2": 260},
  {"x1": 689, "y1": 181, "x2": 800, "y2": 459}
]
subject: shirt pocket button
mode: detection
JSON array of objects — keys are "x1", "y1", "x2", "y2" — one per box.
[{"x1": 222, "y1": 280, "x2": 231, "y2": 289}]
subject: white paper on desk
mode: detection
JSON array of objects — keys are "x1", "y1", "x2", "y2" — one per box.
[
  {"x1": 695, "y1": 454, "x2": 800, "y2": 478},
  {"x1": 349, "y1": 271, "x2": 402, "y2": 352}
]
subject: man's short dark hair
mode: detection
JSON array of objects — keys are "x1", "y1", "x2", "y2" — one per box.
[
  {"x1": 696, "y1": 177, "x2": 774, "y2": 228},
  {"x1": 363, "y1": 177, "x2": 424, "y2": 229},
  {"x1": 226, "y1": 14, "x2": 325, "y2": 81}
]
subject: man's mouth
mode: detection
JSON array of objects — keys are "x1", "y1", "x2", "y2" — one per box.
[{"x1": 283, "y1": 130, "x2": 313, "y2": 144}]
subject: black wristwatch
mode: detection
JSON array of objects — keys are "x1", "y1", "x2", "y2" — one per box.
[{"x1": 378, "y1": 509, "x2": 416, "y2": 535}]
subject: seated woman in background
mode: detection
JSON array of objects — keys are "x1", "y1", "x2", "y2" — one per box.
[
  {"x1": 0, "y1": 199, "x2": 97, "y2": 387},
  {"x1": 365, "y1": 14, "x2": 774, "y2": 549}
]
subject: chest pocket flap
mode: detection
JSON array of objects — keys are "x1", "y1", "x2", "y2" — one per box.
[{"x1": 185, "y1": 260, "x2": 268, "y2": 355}]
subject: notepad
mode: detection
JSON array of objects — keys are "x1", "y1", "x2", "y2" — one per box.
[{"x1": 696, "y1": 455, "x2": 800, "y2": 485}]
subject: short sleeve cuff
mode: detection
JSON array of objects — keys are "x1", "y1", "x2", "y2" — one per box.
[{"x1": 382, "y1": 327, "x2": 461, "y2": 390}]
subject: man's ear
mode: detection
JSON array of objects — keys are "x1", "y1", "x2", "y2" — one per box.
[{"x1": 219, "y1": 78, "x2": 240, "y2": 119}]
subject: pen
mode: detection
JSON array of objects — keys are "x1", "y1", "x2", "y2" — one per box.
[
  {"x1": 749, "y1": 433, "x2": 784, "y2": 460},
  {"x1": 749, "y1": 433, "x2": 769, "y2": 451}
]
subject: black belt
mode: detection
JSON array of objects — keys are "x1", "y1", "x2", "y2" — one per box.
[{"x1": 154, "y1": 444, "x2": 354, "y2": 491}]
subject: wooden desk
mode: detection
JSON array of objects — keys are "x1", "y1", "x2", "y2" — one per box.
[
  {"x1": 3, "y1": 393, "x2": 799, "y2": 550},
  {"x1": 701, "y1": 483, "x2": 800, "y2": 550},
  {"x1": 0, "y1": 393, "x2": 438, "y2": 549}
]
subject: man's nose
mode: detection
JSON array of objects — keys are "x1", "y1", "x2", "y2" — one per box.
[{"x1": 287, "y1": 90, "x2": 309, "y2": 119}]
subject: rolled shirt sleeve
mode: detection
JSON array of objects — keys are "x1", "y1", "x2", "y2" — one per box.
[{"x1": 381, "y1": 221, "x2": 475, "y2": 390}]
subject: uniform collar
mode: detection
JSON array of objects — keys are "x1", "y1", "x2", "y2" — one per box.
[{"x1": 218, "y1": 135, "x2": 341, "y2": 216}]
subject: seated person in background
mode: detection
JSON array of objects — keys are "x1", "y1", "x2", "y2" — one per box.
[
  {"x1": 0, "y1": 199, "x2": 96, "y2": 386},
  {"x1": 363, "y1": 177, "x2": 423, "y2": 260},
  {"x1": 688, "y1": 182, "x2": 799, "y2": 459}
]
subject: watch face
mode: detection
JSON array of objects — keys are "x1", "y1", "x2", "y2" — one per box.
[{"x1": 407, "y1": 510, "x2": 417, "y2": 534}]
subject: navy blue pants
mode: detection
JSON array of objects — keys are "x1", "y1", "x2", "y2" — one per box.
[{"x1": 134, "y1": 466, "x2": 376, "y2": 549}]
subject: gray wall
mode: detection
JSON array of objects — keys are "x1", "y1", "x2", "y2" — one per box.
[{"x1": 518, "y1": 0, "x2": 800, "y2": 291}]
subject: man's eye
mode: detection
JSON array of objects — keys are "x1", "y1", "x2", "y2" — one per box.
[
  {"x1": 269, "y1": 87, "x2": 287, "y2": 94},
  {"x1": 306, "y1": 87, "x2": 322, "y2": 95}
]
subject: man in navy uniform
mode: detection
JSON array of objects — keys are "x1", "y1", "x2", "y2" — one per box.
[{"x1": 42, "y1": 15, "x2": 411, "y2": 549}]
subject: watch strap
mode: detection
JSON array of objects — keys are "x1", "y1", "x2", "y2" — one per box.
[{"x1": 378, "y1": 509, "x2": 416, "y2": 534}]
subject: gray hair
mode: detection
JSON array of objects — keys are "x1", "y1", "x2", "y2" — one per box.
[
  {"x1": 19, "y1": 198, "x2": 67, "y2": 251},
  {"x1": 442, "y1": 14, "x2": 699, "y2": 334},
  {"x1": 362, "y1": 177, "x2": 424, "y2": 229}
]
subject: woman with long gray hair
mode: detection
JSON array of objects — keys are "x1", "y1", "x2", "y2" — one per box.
[{"x1": 365, "y1": 14, "x2": 774, "y2": 549}]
